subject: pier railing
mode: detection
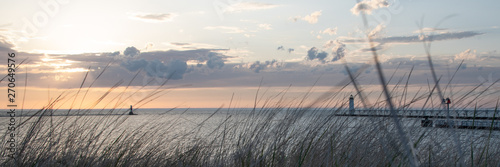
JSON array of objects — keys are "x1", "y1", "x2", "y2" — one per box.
[{"x1": 337, "y1": 109, "x2": 499, "y2": 120}]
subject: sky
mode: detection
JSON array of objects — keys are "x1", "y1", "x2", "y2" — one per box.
[{"x1": 0, "y1": 0, "x2": 499, "y2": 109}]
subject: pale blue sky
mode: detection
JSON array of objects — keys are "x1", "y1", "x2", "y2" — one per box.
[{"x1": 2, "y1": 0, "x2": 498, "y2": 58}]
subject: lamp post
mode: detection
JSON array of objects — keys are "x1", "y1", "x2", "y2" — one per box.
[{"x1": 444, "y1": 98, "x2": 451, "y2": 112}]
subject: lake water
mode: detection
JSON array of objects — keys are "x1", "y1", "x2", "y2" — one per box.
[{"x1": 1, "y1": 107, "x2": 499, "y2": 158}]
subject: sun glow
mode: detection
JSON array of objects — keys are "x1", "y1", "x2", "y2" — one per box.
[{"x1": 55, "y1": 68, "x2": 90, "y2": 73}]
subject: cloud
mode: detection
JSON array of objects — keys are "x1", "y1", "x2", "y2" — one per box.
[
  {"x1": 320, "y1": 27, "x2": 338, "y2": 35},
  {"x1": 323, "y1": 40, "x2": 336, "y2": 48},
  {"x1": 131, "y1": 13, "x2": 177, "y2": 22},
  {"x1": 114, "y1": 46, "x2": 231, "y2": 79},
  {"x1": 412, "y1": 27, "x2": 449, "y2": 33},
  {"x1": 144, "y1": 49, "x2": 229, "y2": 68},
  {"x1": 144, "y1": 42, "x2": 154, "y2": 51},
  {"x1": 170, "y1": 42, "x2": 190, "y2": 46},
  {"x1": 0, "y1": 39, "x2": 14, "y2": 52},
  {"x1": 477, "y1": 50, "x2": 500, "y2": 64},
  {"x1": 277, "y1": 46, "x2": 295, "y2": 53},
  {"x1": 359, "y1": 43, "x2": 384, "y2": 52},
  {"x1": 258, "y1": 23, "x2": 272, "y2": 30},
  {"x1": 291, "y1": 10, "x2": 322, "y2": 24},
  {"x1": 242, "y1": 60, "x2": 284, "y2": 73},
  {"x1": 204, "y1": 26, "x2": 245, "y2": 33},
  {"x1": 454, "y1": 49, "x2": 477, "y2": 61},
  {"x1": 385, "y1": 57, "x2": 430, "y2": 67},
  {"x1": 368, "y1": 24, "x2": 385, "y2": 38},
  {"x1": 306, "y1": 47, "x2": 329, "y2": 62},
  {"x1": 331, "y1": 41, "x2": 346, "y2": 62},
  {"x1": 339, "y1": 29, "x2": 482, "y2": 53},
  {"x1": 105, "y1": 51, "x2": 120, "y2": 57},
  {"x1": 139, "y1": 49, "x2": 230, "y2": 62},
  {"x1": 303, "y1": 10, "x2": 322, "y2": 24},
  {"x1": 0, "y1": 34, "x2": 15, "y2": 52},
  {"x1": 206, "y1": 52, "x2": 225, "y2": 69},
  {"x1": 120, "y1": 58, "x2": 188, "y2": 80},
  {"x1": 123, "y1": 46, "x2": 140, "y2": 57},
  {"x1": 31, "y1": 52, "x2": 115, "y2": 65},
  {"x1": 351, "y1": 0, "x2": 389, "y2": 15},
  {"x1": 121, "y1": 59, "x2": 148, "y2": 72},
  {"x1": 323, "y1": 40, "x2": 346, "y2": 62},
  {"x1": 225, "y1": 2, "x2": 279, "y2": 13},
  {"x1": 145, "y1": 59, "x2": 188, "y2": 79},
  {"x1": 38, "y1": 46, "x2": 230, "y2": 81},
  {"x1": 322, "y1": 40, "x2": 347, "y2": 62},
  {"x1": 317, "y1": 51, "x2": 328, "y2": 61},
  {"x1": 164, "y1": 60, "x2": 188, "y2": 79},
  {"x1": 307, "y1": 47, "x2": 319, "y2": 60},
  {"x1": 342, "y1": 31, "x2": 483, "y2": 44},
  {"x1": 11, "y1": 47, "x2": 500, "y2": 92},
  {"x1": 165, "y1": 42, "x2": 223, "y2": 50}
]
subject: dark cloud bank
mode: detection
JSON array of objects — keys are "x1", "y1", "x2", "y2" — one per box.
[{"x1": 116, "y1": 46, "x2": 229, "y2": 80}]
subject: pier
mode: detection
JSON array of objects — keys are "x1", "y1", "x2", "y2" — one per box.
[
  {"x1": 335, "y1": 108, "x2": 499, "y2": 120},
  {"x1": 344, "y1": 95, "x2": 499, "y2": 130},
  {"x1": 335, "y1": 108, "x2": 500, "y2": 130}
]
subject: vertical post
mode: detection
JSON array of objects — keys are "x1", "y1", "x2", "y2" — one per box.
[
  {"x1": 349, "y1": 95, "x2": 354, "y2": 114},
  {"x1": 442, "y1": 98, "x2": 451, "y2": 114},
  {"x1": 445, "y1": 98, "x2": 451, "y2": 113},
  {"x1": 129, "y1": 105, "x2": 134, "y2": 115}
]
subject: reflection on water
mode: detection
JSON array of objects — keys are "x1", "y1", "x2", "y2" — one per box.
[{"x1": 2, "y1": 108, "x2": 498, "y2": 139}]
